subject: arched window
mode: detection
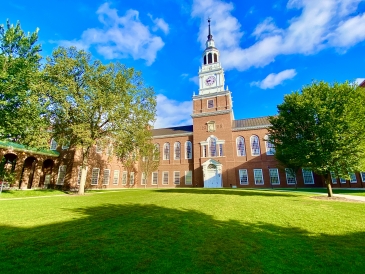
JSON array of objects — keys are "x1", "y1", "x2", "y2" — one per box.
[
  {"x1": 163, "y1": 143, "x2": 170, "y2": 160},
  {"x1": 209, "y1": 136, "x2": 217, "y2": 157},
  {"x1": 185, "y1": 141, "x2": 192, "y2": 159},
  {"x1": 265, "y1": 135, "x2": 275, "y2": 155},
  {"x1": 50, "y1": 139, "x2": 57, "y2": 150},
  {"x1": 174, "y1": 142, "x2": 181, "y2": 160},
  {"x1": 208, "y1": 53, "x2": 212, "y2": 64},
  {"x1": 154, "y1": 144, "x2": 160, "y2": 161},
  {"x1": 204, "y1": 55, "x2": 207, "y2": 65},
  {"x1": 236, "y1": 136, "x2": 246, "y2": 156},
  {"x1": 250, "y1": 135, "x2": 260, "y2": 156},
  {"x1": 214, "y1": 53, "x2": 217, "y2": 63}
]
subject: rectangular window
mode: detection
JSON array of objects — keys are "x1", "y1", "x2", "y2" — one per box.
[
  {"x1": 130, "y1": 172, "x2": 135, "y2": 185},
  {"x1": 361, "y1": 172, "x2": 365, "y2": 182},
  {"x1": 349, "y1": 172, "x2": 357, "y2": 183},
  {"x1": 340, "y1": 177, "x2": 346, "y2": 184},
  {"x1": 202, "y1": 145, "x2": 207, "y2": 157},
  {"x1": 122, "y1": 171, "x2": 127, "y2": 185},
  {"x1": 185, "y1": 171, "x2": 192, "y2": 185},
  {"x1": 186, "y1": 142, "x2": 192, "y2": 159},
  {"x1": 174, "y1": 171, "x2": 180, "y2": 185},
  {"x1": 141, "y1": 172, "x2": 146, "y2": 185},
  {"x1": 239, "y1": 169, "x2": 248, "y2": 185},
  {"x1": 113, "y1": 170, "x2": 120, "y2": 185},
  {"x1": 207, "y1": 99, "x2": 214, "y2": 109},
  {"x1": 269, "y1": 168, "x2": 280, "y2": 185},
  {"x1": 253, "y1": 169, "x2": 264, "y2": 185},
  {"x1": 152, "y1": 172, "x2": 158, "y2": 185},
  {"x1": 219, "y1": 144, "x2": 223, "y2": 156},
  {"x1": 163, "y1": 171, "x2": 169, "y2": 185},
  {"x1": 44, "y1": 174, "x2": 51, "y2": 185},
  {"x1": 56, "y1": 165, "x2": 66, "y2": 185},
  {"x1": 302, "y1": 169, "x2": 314, "y2": 184},
  {"x1": 103, "y1": 169, "x2": 110, "y2": 185},
  {"x1": 50, "y1": 139, "x2": 58, "y2": 150},
  {"x1": 95, "y1": 144, "x2": 103, "y2": 154},
  {"x1": 330, "y1": 171, "x2": 337, "y2": 184},
  {"x1": 106, "y1": 145, "x2": 113, "y2": 156},
  {"x1": 285, "y1": 168, "x2": 297, "y2": 185},
  {"x1": 77, "y1": 166, "x2": 82, "y2": 185},
  {"x1": 91, "y1": 168, "x2": 100, "y2": 185}
]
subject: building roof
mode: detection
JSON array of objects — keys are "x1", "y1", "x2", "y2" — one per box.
[
  {"x1": 359, "y1": 80, "x2": 365, "y2": 87},
  {"x1": 232, "y1": 116, "x2": 272, "y2": 130},
  {"x1": 152, "y1": 125, "x2": 193, "y2": 138},
  {"x1": 0, "y1": 141, "x2": 60, "y2": 157}
]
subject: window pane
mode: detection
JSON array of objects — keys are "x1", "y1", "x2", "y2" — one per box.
[
  {"x1": 209, "y1": 137, "x2": 217, "y2": 157},
  {"x1": 285, "y1": 168, "x2": 297, "y2": 185},
  {"x1": 219, "y1": 144, "x2": 223, "y2": 156},
  {"x1": 57, "y1": 165, "x2": 67, "y2": 185},
  {"x1": 239, "y1": 169, "x2": 248, "y2": 185},
  {"x1": 330, "y1": 171, "x2": 337, "y2": 184},
  {"x1": 141, "y1": 172, "x2": 146, "y2": 185},
  {"x1": 113, "y1": 170, "x2": 120, "y2": 185},
  {"x1": 91, "y1": 168, "x2": 100, "y2": 185},
  {"x1": 349, "y1": 172, "x2": 357, "y2": 183},
  {"x1": 254, "y1": 169, "x2": 264, "y2": 185},
  {"x1": 174, "y1": 171, "x2": 180, "y2": 185},
  {"x1": 152, "y1": 172, "x2": 158, "y2": 185},
  {"x1": 130, "y1": 172, "x2": 135, "y2": 185},
  {"x1": 186, "y1": 141, "x2": 192, "y2": 159},
  {"x1": 122, "y1": 171, "x2": 127, "y2": 185},
  {"x1": 237, "y1": 137, "x2": 245, "y2": 156},
  {"x1": 361, "y1": 172, "x2": 365, "y2": 182},
  {"x1": 208, "y1": 99, "x2": 214, "y2": 108},
  {"x1": 269, "y1": 168, "x2": 280, "y2": 185},
  {"x1": 251, "y1": 136, "x2": 260, "y2": 156},
  {"x1": 163, "y1": 143, "x2": 170, "y2": 160},
  {"x1": 163, "y1": 172, "x2": 169, "y2": 185},
  {"x1": 185, "y1": 171, "x2": 192, "y2": 185},
  {"x1": 174, "y1": 142, "x2": 181, "y2": 160},
  {"x1": 302, "y1": 169, "x2": 314, "y2": 184},
  {"x1": 103, "y1": 169, "x2": 110, "y2": 185}
]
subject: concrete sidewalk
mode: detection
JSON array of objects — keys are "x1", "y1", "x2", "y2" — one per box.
[{"x1": 331, "y1": 194, "x2": 365, "y2": 202}]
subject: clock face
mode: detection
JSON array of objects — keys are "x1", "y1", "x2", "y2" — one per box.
[{"x1": 205, "y1": 76, "x2": 216, "y2": 86}]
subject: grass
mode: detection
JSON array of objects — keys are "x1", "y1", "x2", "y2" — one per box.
[
  {"x1": 0, "y1": 188, "x2": 364, "y2": 273},
  {"x1": 0, "y1": 189, "x2": 71, "y2": 198},
  {"x1": 275, "y1": 187, "x2": 365, "y2": 196}
]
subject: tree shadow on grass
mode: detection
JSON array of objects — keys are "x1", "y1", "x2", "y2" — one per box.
[
  {"x1": 0, "y1": 203, "x2": 364, "y2": 274},
  {"x1": 153, "y1": 188, "x2": 300, "y2": 197}
]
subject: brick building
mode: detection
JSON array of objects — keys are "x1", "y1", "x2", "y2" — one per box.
[{"x1": 1, "y1": 23, "x2": 365, "y2": 190}]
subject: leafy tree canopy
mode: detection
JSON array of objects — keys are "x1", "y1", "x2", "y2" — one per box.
[
  {"x1": 269, "y1": 81, "x2": 365, "y2": 196},
  {"x1": 0, "y1": 20, "x2": 49, "y2": 148}
]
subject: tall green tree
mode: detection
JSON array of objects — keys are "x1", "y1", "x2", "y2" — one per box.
[
  {"x1": 139, "y1": 142, "x2": 160, "y2": 187},
  {"x1": 269, "y1": 81, "x2": 365, "y2": 197},
  {"x1": 0, "y1": 20, "x2": 49, "y2": 148},
  {"x1": 44, "y1": 46, "x2": 156, "y2": 194}
]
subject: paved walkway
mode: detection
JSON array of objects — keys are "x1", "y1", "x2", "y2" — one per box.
[{"x1": 330, "y1": 193, "x2": 365, "y2": 202}]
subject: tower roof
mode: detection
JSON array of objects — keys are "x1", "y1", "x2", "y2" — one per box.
[{"x1": 207, "y1": 18, "x2": 213, "y2": 41}]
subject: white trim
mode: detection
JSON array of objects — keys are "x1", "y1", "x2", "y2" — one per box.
[
  {"x1": 269, "y1": 168, "x2": 280, "y2": 185},
  {"x1": 130, "y1": 172, "x2": 135, "y2": 185},
  {"x1": 253, "y1": 169, "x2": 264, "y2": 185},
  {"x1": 302, "y1": 169, "x2": 314, "y2": 184},
  {"x1": 174, "y1": 171, "x2": 180, "y2": 185},
  {"x1": 285, "y1": 168, "x2": 297, "y2": 185},
  {"x1": 192, "y1": 90, "x2": 230, "y2": 100},
  {"x1": 56, "y1": 165, "x2": 66, "y2": 185},
  {"x1": 91, "y1": 168, "x2": 100, "y2": 185},
  {"x1": 191, "y1": 109, "x2": 231, "y2": 118},
  {"x1": 185, "y1": 171, "x2": 192, "y2": 185},
  {"x1": 141, "y1": 172, "x2": 146, "y2": 185},
  {"x1": 122, "y1": 171, "x2": 127, "y2": 185},
  {"x1": 153, "y1": 132, "x2": 193, "y2": 139},
  {"x1": 152, "y1": 172, "x2": 158, "y2": 185},
  {"x1": 113, "y1": 170, "x2": 120, "y2": 185},
  {"x1": 239, "y1": 169, "x2": 248, "y2": 185},
  {"x1": 103, "y1": 169, "x2": 110, "y2": 185},
  {"x1": 162, "y1": 171, "x2": 169, "y2": 185}
]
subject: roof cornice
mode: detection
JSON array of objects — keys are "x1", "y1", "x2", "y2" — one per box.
[
  {"x1": 232, "y1": 125, "x2": 271, "y2": 131},
  {"x1": 152, "y1": 132, "x2": 193, "y2": 139},
  {"x1": 191, "y1": 109, "x2": 231, "y2": 118}
]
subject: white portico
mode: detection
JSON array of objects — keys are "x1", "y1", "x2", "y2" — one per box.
[{"x1": 202, "y1": 159, "x2": 222, "y2": 188}]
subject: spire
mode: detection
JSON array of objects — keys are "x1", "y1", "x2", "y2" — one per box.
[{"x1": 207, "y1": 18, "x2": 213, "y2": 41}]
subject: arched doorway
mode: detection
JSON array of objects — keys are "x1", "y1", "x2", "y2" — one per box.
[
  {"x1": 19, "y1": 157, "x2": 37, "y2": 189},
  {"x1": 0, "y1": 153, "x2": 17, "y2": 186},
  {"x1": 40, "y1": 159, "x2": 54, "y2": 188},
  {"x1": 202, "y1": 159, "x2": 222, "y2": 188}
]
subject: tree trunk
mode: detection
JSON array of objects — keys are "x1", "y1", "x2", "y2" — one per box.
[
  {"x1": 78, "y1": 148, "x2": 89, "y2": 195},
  {"x1": 326, "y1": 180, "x2": 333, "y2": 197}
]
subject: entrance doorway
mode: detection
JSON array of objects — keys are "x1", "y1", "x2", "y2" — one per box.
[{"x1": 202, "y1": 159, "x2": 222, "y2": 188}]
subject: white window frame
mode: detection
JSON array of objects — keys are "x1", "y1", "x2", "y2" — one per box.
[
  {"x1": 185, "y1": 141, "x2": 192, "y2": 159},
  {"x1": 302, "y1": 169, "x2": 314, "y2": 185},
  {"x1": 152, "y1": 172, "x2": 158, "y2": 185},
  {"x1": 340, "y1": 177, "x2": 346, "y2": 184},
  {"x1": 102, "y1": 169, "x2": 110, "y2": 185},
  {"x1": 122, "y1": 171, "x2": 127, "y2": 185},
  {"x1": 77, "y1": 166, "x2": 82, "y2": 185},
  {"x1": 253, "y1": 169, "x2": 264, "y2": 185},
  {"x1": 360, "y1": 172, "x2": 365, "y2": 182},
  {"x1": 56, "y1": 165, "x2": 66, "y2": 185},
  {"x1": 174, "y1": 171, "x2": 180, "y2": 185},
  {"x1": 202, "y1": 145, "x2": 207, "y2": 158},
  {"x1": 130, "y1": 172, "x2": 135, "y2": 185},
  {"x1": 349, "y1": 172, "x2": 357, "y2": 183},
  {"x1": 269, "y1": 168, "x2": 280, "y2": 185},
  {"x1": 250, "y1": 135, "x2": 260, "y2": 156},
  {"x1": 141, "y1": 172, "x2": 146, "y2": 185},
  {"x1": 265, "y1": 135, "x2": 275, "y2": 155},
  {"x1": 163, "y1": 143, "x2": 170, "y2": 160},
  {"x1": 174, "y1": 142, "x2": 181, "y2": 160},
  {"x1": 236, "y1": 136, "x2": 246, "y2": 156},
  {"x1": 285, "y1": 168, "x2": 297, "y2": 185},
  {"x1": 218, "y1": 143, "x2": 223, "y2": 157},
  {"x1": 95, "y1": 144, "x2": 103, "y2": 154},
  {"x1": 330, "y1": 171, "x2": 337, "y2": 184},
  {"x1": 239, "y1": 169, "x2": 248, "y2": 185},
  {"x1": 163, "y1": 171, "x2": 169, "y2": 185},
  {"x1": 113, "y1": 170, "x2": 120, "y2": 185},
  {"x1": 91, "y1": 168, "x2": 100, "y2": 185},
  {"x1": 185, "y1": 171, "x2": 192, "y2": 185},
  {"x1": 50, "y1": 139, "x2": 58, "y2": 150},
  {"x1": 207, "y1": 99, "x2": 214, "y2": 109}
]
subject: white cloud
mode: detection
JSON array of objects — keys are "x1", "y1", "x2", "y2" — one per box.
[
  {"x1": 191, "y1": 0, "x2": 365, "y2": 71},
  {"x1": 58, "y1": 3, "x2": 166, "y2": 65},
  {"x1": 189, "y1": 76, "x2": 199, "y2": 85},
  {"x1": 148, "y1": 14, "x2": 170, "y2": 34},
  {"x1": 252, "y1": 69, "x2": 297, "y2": 89},
  {"x1": 154, "y1": 94, "x2": 192, "y2": 128}
]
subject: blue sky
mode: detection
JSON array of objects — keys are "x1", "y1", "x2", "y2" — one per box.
[{"x1": 2, "y1": 0, "x2": 365, "y2": 128}]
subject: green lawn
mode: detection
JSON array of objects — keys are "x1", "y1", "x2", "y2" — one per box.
[
  {"x1": 0, "y1": 189, "x2": 71, "y2": 198},
  {"x1": 0, "y1": 189, "x2": 364, "y2": 273},
  {"x1": 275, "y1": 187, "x2": 365, "y2": 196}
]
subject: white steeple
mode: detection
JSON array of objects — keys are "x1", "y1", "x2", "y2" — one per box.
[{"x1": 198, "y1": 19, "x2": 225, "y2": 95}]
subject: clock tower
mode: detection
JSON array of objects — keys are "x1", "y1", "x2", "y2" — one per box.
[{"x1": 198, "y1": 19, "x2": 225, "y2": 95}]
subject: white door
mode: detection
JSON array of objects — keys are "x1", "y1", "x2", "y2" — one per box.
[{"x1": 205, "y1": 169, "x2": 222, "y2": 188}]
